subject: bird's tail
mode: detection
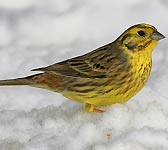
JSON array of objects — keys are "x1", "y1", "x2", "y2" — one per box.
[
  {"x1": 0, "y1": 74, "x2": 42, "y2": 86},
  {"x1": 0, "y1": 78, "x2": 30, "y2": 86},
  {"x1": 0, "y1": 73, "x2": 63, "y2": 93}
]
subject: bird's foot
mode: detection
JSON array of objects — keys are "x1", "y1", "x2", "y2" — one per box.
[
  {"x1": 93, "y1": 108, "x2": 105, "y2": 113},
  {"x1": 84, "y1": 103, "x2": 105, "y2": 113}
]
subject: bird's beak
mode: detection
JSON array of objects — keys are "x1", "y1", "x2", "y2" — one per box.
[{"x1": 151, "y1": 31, "x2": 165, "y2": 40}]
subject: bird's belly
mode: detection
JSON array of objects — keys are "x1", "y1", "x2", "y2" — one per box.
[
  {"x1": 93, "y1": 81, "x2": 145, "y2": 106},
  {"x1": 61, "y1": 77, "x2": 147, "y2": 106},
  {"x1": 61, "y1": 61, "x2": 151, "y2": 106}
]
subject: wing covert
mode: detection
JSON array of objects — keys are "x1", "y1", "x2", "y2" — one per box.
[{"x1": 32, "y1": 44, "x2": 115, "y2": 78}]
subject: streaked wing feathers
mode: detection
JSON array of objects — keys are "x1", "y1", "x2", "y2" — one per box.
[
  {"x1": 32, "y1": 56, "x2": 107, "y2": 78},
  {"x1": 32, "y1": 44, "x2": 115, "y2": 78}
]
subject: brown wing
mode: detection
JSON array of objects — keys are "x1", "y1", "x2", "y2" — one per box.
[{"x1": 32, "y1": 43, "x2": 117, "y2": 78}]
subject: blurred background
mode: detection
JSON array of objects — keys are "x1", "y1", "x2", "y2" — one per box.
[{"x1": 0, "y1": 0, "x2": 168, "y2": 149}]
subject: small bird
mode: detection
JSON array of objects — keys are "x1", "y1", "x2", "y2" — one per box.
[{"x1": 0, "y1": 24, "x2": 165, "y2": 112}]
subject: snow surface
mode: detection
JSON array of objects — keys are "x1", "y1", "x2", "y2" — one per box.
[{"x1": 0, "y1": 0, "x2": 168, "y2": 150}]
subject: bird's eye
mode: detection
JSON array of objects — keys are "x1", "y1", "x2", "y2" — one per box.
[{"x1": 138, "y1": 30, "x2": 145, "y2": 36}]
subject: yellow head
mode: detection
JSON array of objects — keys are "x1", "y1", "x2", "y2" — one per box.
[{"x1": 117, "y1": 24, "x2": 165, "y2": 53}]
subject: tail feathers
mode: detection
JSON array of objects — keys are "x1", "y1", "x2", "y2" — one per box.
[
  {"x1": 0, "y1": 78, "x2": 33, "y2": 86},
  {"x1": 0, "y1": 73, "x2": 63, "y2": 92},
  {"x1": 0, "y1": 73, "x2": 43, "y2": 86}
]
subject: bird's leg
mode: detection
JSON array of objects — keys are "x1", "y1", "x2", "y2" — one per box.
[
  {"x1": 84, "y1": 103, "x2": 105, "y2": 113},
  {"x1": 84, "y1": 103, "x2": 94, "y2": 112}
]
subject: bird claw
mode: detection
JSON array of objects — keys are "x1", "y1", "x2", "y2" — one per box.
[{"x1": 93, "y1": 108, "x2": 105, "y2": 113}]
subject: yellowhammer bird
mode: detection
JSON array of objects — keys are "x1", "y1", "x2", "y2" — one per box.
[{"x1": 0, "y1": 24, "x2": 165, "y2": 112}]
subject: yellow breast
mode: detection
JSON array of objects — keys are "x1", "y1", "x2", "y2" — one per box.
[{"x1": 62, "y1": 40, "x2": 157, "y2": 106}]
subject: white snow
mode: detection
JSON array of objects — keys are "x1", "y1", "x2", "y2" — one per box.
[
  {"x1": 0, "y1": 0, "x2": 168, "y2": 150},
  {"x1": 0, "y1": 0, "x2": 34, "y2": 10}
]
